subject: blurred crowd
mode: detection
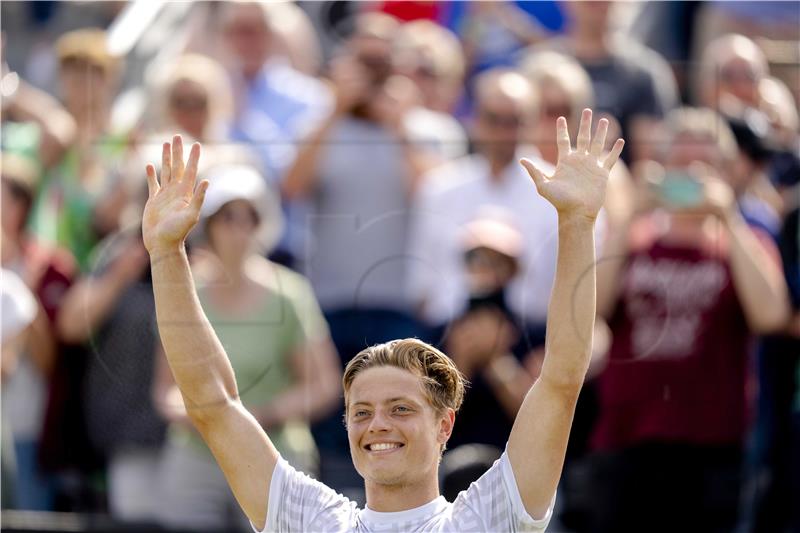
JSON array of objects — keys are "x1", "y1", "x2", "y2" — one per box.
[{"x1": 1, "y1": 1, "x2": 799, "y2": 532}]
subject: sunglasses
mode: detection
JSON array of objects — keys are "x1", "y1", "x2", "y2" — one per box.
[
  {"x1": 170, "y1": 93, "x2": 208, "y2": 111},
  {"x1": 479, "y1": 109, "x2": 524, "y2": 129},
  {"x1": 542, "y1": 102, "x2": 573, "y2": 119},
  {"x1": 215, "y1": 205, "x2": 260, "y2": 228}
]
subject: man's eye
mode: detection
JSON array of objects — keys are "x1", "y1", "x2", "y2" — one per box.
[
  {"x1": 393, "y1": 406, "x2": 411, "y2": 413},
  {"x1": 354, "y1": 410, "x2": 369, "y2": 418}
]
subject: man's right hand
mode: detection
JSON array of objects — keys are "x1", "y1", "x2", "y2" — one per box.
[{"x1": 142, "y1": 135, "x2": 208, "y2": 255}]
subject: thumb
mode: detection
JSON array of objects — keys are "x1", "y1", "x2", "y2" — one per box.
[{"x1": 520, "y1": 158, "x2": 547, "y2": 192}]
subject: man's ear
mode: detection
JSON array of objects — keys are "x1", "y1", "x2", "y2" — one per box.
[{"x1": 438, "y1": 408, "x2": 456, "y2": 446}]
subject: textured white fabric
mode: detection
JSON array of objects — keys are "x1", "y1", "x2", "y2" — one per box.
[{"x1": 252, "y1": 451, "x2": 553, "y2": 532}]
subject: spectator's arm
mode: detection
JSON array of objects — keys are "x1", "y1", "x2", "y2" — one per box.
[
  {"x1": 57, "y1": 243, "x2": 149, "y2": 343},
  {"x1": 281, "y1": 110, "x2": 338, "y2": 200},
  {"x1": 483, "y1": 353, "x2": 535, "y2": 418},
  {"x1": 25, "y1": 302, "x2": 56, "y2": 376},
  {"x1": 255, "y1": 339, "x2": 341, "y2": 428},
  {"x1": 6, "y1": 79, "x2": 75, "y2": 168},
  {"x1": 283, "y1": 56, "x2": 367, "y2": 200},
  {"x1": 724, "y1": 211, "x2": 791, "y2": 333}
]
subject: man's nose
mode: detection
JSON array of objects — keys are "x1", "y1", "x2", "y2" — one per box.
[{"x1": 367, "y1": 409, "x2": 392, "y2": 432}]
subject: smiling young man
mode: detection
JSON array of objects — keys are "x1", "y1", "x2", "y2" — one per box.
[{"x1": 142, "y1": 109, "x2": 623, "y2": 532}]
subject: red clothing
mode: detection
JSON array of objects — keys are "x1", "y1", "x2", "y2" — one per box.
[
  {"x1": 373, "y1": 1, "x2": 444, "y2": 22},
  {"x1": 23, "y1": 239, "x2": 75, "y2": 323},
  {"x1": 593, "y1": 221, "x2": 753, "y2": 450}
]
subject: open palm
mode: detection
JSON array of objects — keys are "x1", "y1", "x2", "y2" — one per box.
[
  {"x1": 521, "y1": 109, "x2": 624, "y2": 220},
  {"x1": 142, "y1": 135, "x2": 209, "y2": 254}
]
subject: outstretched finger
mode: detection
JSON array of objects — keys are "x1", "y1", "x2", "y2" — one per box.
[
  {"x1": 602, "y1": 139, "x2": 625, "y2": 171},
  {"x1": 146, "y1": 163, "x2": 160, "y2": 198},
  {"x1": 590, "y1": 118, "x2": 609, "y2": 156},
  {"x1": 190, "y1": 179, "x2": 209, "y2": 215},
  {"x1": 161, "y1": 143, "x2": 172, "y2": 185},
  {"x1": 183, "y1": 142, "x2": 201, "y2": 192},
  {"x1": 556, "y1": 116, "x2": 570, "y2": 159},
  {"x1": 172, "y1": 135, "x2": 185, "y2": 182},
  {"x1": 576, "y1": 108, "x2": 592, "y2": 153},
  {"x1": 520, "y1": 158, "x2": 548, "y2": 192}
]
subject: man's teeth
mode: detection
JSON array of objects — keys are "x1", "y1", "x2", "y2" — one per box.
[{"x1": 370, "y1": 443, "x2": 401, "y2": 451}]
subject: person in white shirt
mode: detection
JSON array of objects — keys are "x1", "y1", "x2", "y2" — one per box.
[
  {"x1": 409, "y1": 69, "x2": 557, "y2": 329},
  {"x1": 140, "y1": 106, "x2": 624, "y2": 531}
]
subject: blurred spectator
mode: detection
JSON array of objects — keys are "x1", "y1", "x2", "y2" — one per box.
[
  {"x1": 725, "y1": 110, "x2": 783, "y2": 237},
  {"x1": 217, "y1": 0, "x2": 333, "y2": 267},
  {"x1": 692, "y1": 1, "x2": 799, "y2": 105},
  {"x1": 263, "y1": 1, "x2": 324, "y2": 76},
  {"x1": 1, "y1": 152, "x2": 75, "y2": 511},
  {"x1": 758, "y1": 76, "x2": 800, "y2": 206},
  {"x1": 150, "y1": 54, "x2": 233, "y2": 145},
  {"x1": 591, "y1": 107, "x2": 790, "y2": 532},
  {"x1": 1, "y1": 268, "x2": 38, "y2": 509},
  {"x1": 777, "y1": 202, "x2": 800, "y2": 532},
  {"x1": 26, "y1": 28, "x2": 133, "y2": 272},
  {"x1": 56, "y1": 215, "x2": 165, "y2": 524},
  {"x1": 458, "y1": 1, "x2": 547, "y2": 77},
  {"x1": 153, "y1": 164, "x2": 340, "y2": 531},
  {"x1": 698, "y1": 33, "x2": 768, "y2": 111},
  {"x1": 141, "y1": 53, "x2": 259, "y2": 179},
  {"x1": 750, "y1": 194, "x2": 800, "y2": 533},
  {"x1": 282, "y1": 12, "x2": 428, "y2": 498},
  {"x1": 394, "y1": 19, "x2": 469, "y2": 160},
  {"x1": 520, "y1": 50, "x2": 595, "y2": 165},
  {"x1": 443, "y1": 215, "x2": 533, "y2": 451},
  {"x1": 532, "y1": 1, "x2": 678, "y2": 162},
  {"x1": 408, "y1": 69, "x2": 556, "y2": 333},
  {"x1": 1, "y1": 58, "x2": 75, "y2": 170}
]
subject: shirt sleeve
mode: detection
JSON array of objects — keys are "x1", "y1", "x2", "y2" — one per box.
[
  {"x1": 450, "y1": 451, "x2": 555, "y2": 532},
  {"x1": 252, "y1": 457, "x2": 358, "y2": 533}
]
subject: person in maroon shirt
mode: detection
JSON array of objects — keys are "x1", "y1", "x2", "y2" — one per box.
[{"x1": 591, "y1": 107, "x2": 790, "y2": 533}]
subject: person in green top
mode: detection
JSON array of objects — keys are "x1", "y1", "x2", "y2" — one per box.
[
  {"x1": 152, "y1": 164, "x2": 342, "y2": 531},
  {"x1": 26, "y1": 28, "x2": 133, "y2": 272}
]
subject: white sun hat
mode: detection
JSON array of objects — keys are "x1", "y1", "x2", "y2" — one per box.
[{"x1": 198, "y1": 164, "x2": 284, "y2": 253}]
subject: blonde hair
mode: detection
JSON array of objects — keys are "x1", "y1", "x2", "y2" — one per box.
[
  {"x1": 395, "y1": 20, "x2": 465, "y2": 81},
  {"x1": 664, "y1": 106, "x2": 738, "y2": 162},
  {"x1": 521, "y1": 51, "x2": 594, "y2": 126},
  {"x1": 151, "y1": 54, "x2": 233, "y2": 140},
  {"x1": 697, "y1": 33, "x2": 768, "y2": 106},
  {"x1": 342, "y1": 339, "x2": 466, "y2": 419}
]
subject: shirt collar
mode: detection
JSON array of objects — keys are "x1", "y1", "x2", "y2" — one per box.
[{"x1": 359, "y1": 495, "x2": 448, "y2": 526}]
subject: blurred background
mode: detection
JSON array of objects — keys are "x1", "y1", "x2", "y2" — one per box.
[{"x1": 0, "y1": 1, "x2": 798, "y2": 532}]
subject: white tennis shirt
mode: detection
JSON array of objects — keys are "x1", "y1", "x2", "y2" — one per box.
[{"x1": 252, "y1": 451, "x2": 553, "y2": 532}]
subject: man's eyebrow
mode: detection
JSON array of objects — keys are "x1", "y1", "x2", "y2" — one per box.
[{"x1": 350, "y1": 397, "x2": 421, "y2": 407}]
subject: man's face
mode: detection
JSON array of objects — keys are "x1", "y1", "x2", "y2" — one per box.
[
  {"x1": 566, "y1": 1, "x2": 612, "y2": 32},
  {"x1": 718, "y1": 56, "x2": 761, "y2": 107},
  {"x1": 473, "y1": 93, "x2": 531, "y2": 165},
  {"x1": 221, "y1": 3, "x2": 271, "y2": 78},
  {"x1": 346, "y1": 366, "x2": 453, "y2": 488}
]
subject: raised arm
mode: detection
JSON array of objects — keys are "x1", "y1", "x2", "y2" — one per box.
[
  {"x1": 143, "y1": 137, "x2": 277, "y2": 530},
  {"x1": 509, "y1": 110, "x2": 623, "y2": 518}
]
